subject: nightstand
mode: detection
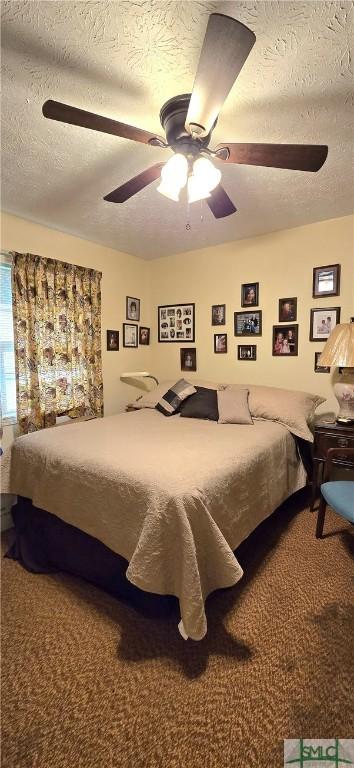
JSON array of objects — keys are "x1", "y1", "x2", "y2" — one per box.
[{"x1": 311, "y1": 420, "x2": 354, "y2": 509}]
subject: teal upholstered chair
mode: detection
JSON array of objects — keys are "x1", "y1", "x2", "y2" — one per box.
[{"x1": 316, "y1": 447, "x2": 354, "y2": 538}]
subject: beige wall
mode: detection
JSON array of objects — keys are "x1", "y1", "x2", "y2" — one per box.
[
  {"x1": 1, "y1": 211, "x2": 152, "y2": 436},
  {"x1": 150, "y1": 215, "x2": 354, "y2": 415}
]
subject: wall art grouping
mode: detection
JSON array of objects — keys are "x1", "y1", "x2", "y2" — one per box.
[
  {"x1": 106, "y1": 296, "x2": 150, "y2": 350},
  {"x1": 162, "y1": 261, "x2": 342, "y2": 370},
  {"x1": 158, "y1": 303, "x2": 195, "y2": 342}
]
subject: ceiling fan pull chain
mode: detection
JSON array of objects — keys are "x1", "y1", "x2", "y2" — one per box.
[{"x1": 186, "y1": 199, "x2": 191, "y2": 230}]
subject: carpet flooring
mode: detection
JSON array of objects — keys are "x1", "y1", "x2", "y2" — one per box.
[{"x1": 1, "y1": 489, "x2": 353, "y2": 768}]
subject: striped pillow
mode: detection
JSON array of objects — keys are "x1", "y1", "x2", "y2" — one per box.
[{"x1": 156, "y1": 379, "x2": 197, "y2": 416}]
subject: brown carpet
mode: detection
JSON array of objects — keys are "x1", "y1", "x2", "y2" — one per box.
[{"x1": 1, "y1": 489, "x2": 353, "y2": 768}]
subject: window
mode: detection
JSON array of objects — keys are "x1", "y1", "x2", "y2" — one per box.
[{"x1": 0, "y1": 255, "x2": 16, "y2": 423}]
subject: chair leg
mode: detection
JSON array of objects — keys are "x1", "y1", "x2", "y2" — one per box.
[{"x1": 316, "y1": 495, "x2": 327, "y2": 538}]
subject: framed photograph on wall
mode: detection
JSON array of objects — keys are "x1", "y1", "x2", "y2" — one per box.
[
  {"x1": 214, "y1": 333, "x2": 227, "y2": 353},
  {"x1": 312, "y1": 264, "x2": 340, "y2": 298},
  {"x1": 106, "y1": 330, "x2": 119, "y2": 351},
  {"x1": 278, "y1": 297, "x2": 297, "y2": 322},
  {"x1": 237, "y1": 345, "x2": 257, "y2": 360},
  {"x1": 309, "y1": 307, "x2": 341, "y2": 341},
  {"x1": 314, "y1": 352, "x2": 330, "y2": 373},
  {"x1": 180, "y1": 348, "x2": 197, "y2": 372},
  {"x1": 241, "y1": 283, "x2": 259, "y2": 307},
  {"x1": 139, "y1": 327, "x2": 150, "y2": 345},
  {"x1": 126, "y1": 296, "x2": 140, "y2": 321},
  {"x1": 158, "y1": 303, "x2": 195, "y2": 342},
  {"x1": 123, "y1": 323, "x2": 138, "y2": 348},
  {"x1": 272, "y1": 324, "x2": 298, "y2": 356},
  {"x1": 234, "y1": 311, "x2": 262, "y2": 336},
  {"x1": 211, "y1": 304, "x2": 226, "y2": 325}
]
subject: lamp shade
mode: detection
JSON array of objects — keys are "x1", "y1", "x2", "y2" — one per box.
[{"x1": 318, "y1": 322, "x2": 354, "y2": 367}]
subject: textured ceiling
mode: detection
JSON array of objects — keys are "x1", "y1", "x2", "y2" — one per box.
[{"x1": 1, "y1": 1, "x2": 353, "y2": 259}]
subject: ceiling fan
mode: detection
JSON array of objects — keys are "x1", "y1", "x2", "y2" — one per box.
[{"x1": 42, "y1": 12, "x2": 328, "y2": 219}]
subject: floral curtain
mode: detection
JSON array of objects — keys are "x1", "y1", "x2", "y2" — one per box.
[{"x1": 11, "y1": 252, "x2": 103, "y2": 434}]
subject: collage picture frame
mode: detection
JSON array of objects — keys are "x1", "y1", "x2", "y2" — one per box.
[{"x1": 158, "y1": 303, "x2": 195, "y2": 342}]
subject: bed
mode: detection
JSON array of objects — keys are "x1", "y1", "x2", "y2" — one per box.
[{"x1": 4, "y1": 406, "x2": 308, "y2": 640}]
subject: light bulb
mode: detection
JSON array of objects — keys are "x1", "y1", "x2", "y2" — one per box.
[
  {"x1": 192, "y1": 157, "x2": 221, "y2": 192},
  {"x1": 187, "y1": 175, "x2": 211, "y2": 204}
]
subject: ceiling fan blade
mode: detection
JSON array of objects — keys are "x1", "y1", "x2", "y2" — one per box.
[
  {"x1": 186, "y1": 14, "x2": 255, "y2": 138},
  {"x1": 42, "y1": 100, "x2": 165, "y2": 146},
  {"x1": 215, "y1": 143, "x2": 328, "y2": 172},
  {"x1": 104, "y1": 163, "x2": 164, "y2": 203},
  {"x1": 207, "y1": 185, "x2": 237, "y2": 218}
]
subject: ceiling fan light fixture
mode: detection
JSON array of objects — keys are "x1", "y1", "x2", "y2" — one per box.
[
  {"x1": 187, "y1": 175, "x2": 211, "y2": 204},
  {"x1": 193, "y1": 156, "x2": 221, "y2": 192}
]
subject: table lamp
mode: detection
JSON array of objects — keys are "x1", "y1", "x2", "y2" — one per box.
[{"x1": 318, "y1": 318, "x2": 354, "y2": 424}]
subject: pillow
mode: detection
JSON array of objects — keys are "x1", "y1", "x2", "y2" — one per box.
[
  {"x1": 131, "y1": 381, "x2": 177, "y2": 409},
  {"x1": 180, "y1": 378, "x2": 227, "y2": 391},
  {"x1": 247, "y1": 384, "x2": 326, "y2": 442},
  {"x1": 217, "y1": 387, "x2": 253, "y2": 425},
  {"x1": 179, "y1": 387, "x2": 219, "y2": 421},
  {"x1": 131, "y1": 378, "x2": 225, "y2": 409},
  {"x1": 155, "y1": 379, "x2": 196, "y2": 416}
]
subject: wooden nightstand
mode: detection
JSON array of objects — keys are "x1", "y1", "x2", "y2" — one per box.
[{"x1": 311, "y1": 420, "x2": 354, "y2": 509}]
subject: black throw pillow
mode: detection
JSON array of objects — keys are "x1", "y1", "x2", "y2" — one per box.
[{"x1": 179, "y1": 387, "x2": 219, "y2": 421}]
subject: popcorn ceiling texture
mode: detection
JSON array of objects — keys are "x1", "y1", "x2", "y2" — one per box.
[{"x1": 1, "y1": 1, "x2": 353, "y2": 259}]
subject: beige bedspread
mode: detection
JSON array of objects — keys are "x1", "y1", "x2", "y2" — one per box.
[{"x1": 4, "y1": 410, "x2": 307, "y2": 640}]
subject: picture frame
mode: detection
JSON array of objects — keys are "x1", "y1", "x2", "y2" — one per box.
[
  {"x1": 314, "y1": 352, "x2": 330, "y2": 373},
  {"x1": 139, "y1": 326, "x2": 150, "y2": 345},
  {"x1": 312, "y1": 264, "x2": 340, "y2": 298},
  {"x1": 234, "y1": 311, "x2": 262, "y2": 337},
  {"x1": 211, "y1": 304, "x2": 226, "y2": 326},
  {"x1": 180, "y1": 348, "x2": 197, "y2": 372},
  {"x1": 126, "y1": 296, "x2": 140, "y2": 321},
  {"x1": 237, "y1": 344, "x2": 257, "y2": 361},
  {"x1": 272, "y1": 324, "x2": 299, "y2": 356},
  {"x1": 278, "y1": 297, "x2": 297, "y2": 322},
  {"x1": 158, "y1": 303, "x2": 195, "y2": 342},
  {"x1": 214, "y1": 333, "x2": 227, "y2": 353},
  {"x1": 123, "y1": 323, "x2": 138, "y2": 348},
  {"x1": 106, "y1": 330, "x2": 119, "y2": 351},
  {"x1": 241, "y1": 282, "x2": 259, "y2": 308},
  {"x1": 309, "y1": 307, "x2": 341, "y2": 341}
]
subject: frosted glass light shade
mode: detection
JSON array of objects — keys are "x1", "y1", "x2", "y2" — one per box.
[
  {"x1": 161, "y1": 153, "x2": 188, "y2": 186},
  {"x1": 318, "y1": 322, "x2": 354, "y2": 367},
  {"x1": 157, "y1": 153, "x2": 188, "y2": 201},
  {"x1": 156, "y1": 181, "x2": 181, "y2": 201},
  {"x1": 193, "y1": 157, "x2": 221, "y2": 192},
  {"x1": 187, "y1": 175, "x2": 211, "y2": 203}
]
